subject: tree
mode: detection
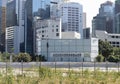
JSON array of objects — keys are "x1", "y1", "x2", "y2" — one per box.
[
  {"x1": 17, "y1": 53, "x2": 31, "y2": 62},
  {"x1": 99, "y1": 40, "x2": 113, "y2": 60},
  {"x1": 1, "y1": 52, "x2": 10, "y2": 62},
  {"x1": 32, "y1": 55, "x2": 46, "y2": 61},
  {"x1": 108, "y1": 55, "x2": 119, "y2": 63},
  {"x1": 113, "y1": 47, "x2": 120, "y2": 56},
  {"x1": 96, "y1": 54, "x2": 104, "y2": 62}
]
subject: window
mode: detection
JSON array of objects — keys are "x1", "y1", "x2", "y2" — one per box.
[
  {"x1": 56, "y1": 29, "x2": 58, "y2": 32},
  {"x1": 42, "y1": 31, "x2": 44, "y2": 33},
  {"x1": 112, "y1": 42, "x2": 115, "y2": 44},
  {"x1": 42, "y1": 35, "x2": 44, "y2": 37},
  {"x1": 117, "y1": 42, "x2": 119, "y2": 44},
  {"x1": 75, "y1": 58, "x2": 77, "y2": 62},
  {"x1": 56, "y1": 25, "x2": 59, "y2": 27},
  {"x1": 61, "y1": 58, "x2": 63, "y2": 61},
  {"x1": 52, "y1": 29, "x2": 54, "y2": 32},
  {"x1": 111, "y1": 36, "x2": 114, "y2": 38},
  {"x1": 56, "y1": 33, "x2": 59, "y2": 36},
  {"x1": 42, "y1": 26, "x2": 44, "y2": 28}
]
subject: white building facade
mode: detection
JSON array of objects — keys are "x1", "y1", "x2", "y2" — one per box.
[
  {"x1": 96, "y1": 30, "x2": 120, "y2": 47},
  {"x1": 34, "y1": 18, "x2": 62, "y2": 55},
  {"x1": 39, "y1": 38, "x2": 98, "y2": 62},
  {"x1": 33, "y1": 1, "x2": 98, "y2": 62},
  {"x1": 6, "y1": 0, "x2": 29, "y2": 54},
  {"x1": 6, "y1": 26, "x2": 19, "y2": 54},
  {"x1": 34, "y1": 18, "x2": 98, "y2": 62},
  {"x1": 60, "y1": 2, "x2": 83, "y2": 37}
]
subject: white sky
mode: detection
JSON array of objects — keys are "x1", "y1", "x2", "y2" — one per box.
[{"x1": 70, "y1": 0, "x2": 115, "y2": 28}]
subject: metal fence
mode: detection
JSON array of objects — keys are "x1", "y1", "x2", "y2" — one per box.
[{"x1": 0, "y1": 61, "x2": 120, "y2": 77}]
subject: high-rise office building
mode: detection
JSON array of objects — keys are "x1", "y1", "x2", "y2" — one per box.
[
  {"x1": 6, "y1": 0, "x2": 26, "y2": 27},
  {"x1": 99, "y1": 1, "x2": 113, "y2": 17},
  {"x1": 24, "y1": 0, "x2": 33, "y2": 55},
  {"x1": 6, "y1": 0, "x2": 17, "y2": 27},
  {"x1": 114, "y1": 0, "x2": 120, "y2": 33},
  {"x1": 33, "y1": 0, "x2": 51, "y2": 19},
  {"x1": 83, "y1": 12, "x2": 86, "y2": 29},
  {"x1": 0, "y1": 0, "x2": 7, "y2": 52},
  {"x1": 115, "y1": 0, "x2": 120, "y2": 14},
  {"x1": 92, "y1": 1, "x2": 114, "y2": 37},
  {"x1": 60, "y1": 2, "x2": 83, "y2": 37},
  {"x1": 6, "y1": 0, "x2": 26, "y2": 54},
  {"x1": 99, "y1": 1, "x2": 114, "y2": 33}
]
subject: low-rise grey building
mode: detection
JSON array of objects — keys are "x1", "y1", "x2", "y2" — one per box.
[
  {"x1": 96, "y1": 30, "x2": 120, "y2": 47},
  {"x1": 38, "y1": 38, "x2": 98, "y2": 62}
]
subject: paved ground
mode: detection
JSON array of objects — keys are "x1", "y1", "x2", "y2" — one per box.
[{"x1": 0, "y1": 62, "x2": 119, "y2": 70}]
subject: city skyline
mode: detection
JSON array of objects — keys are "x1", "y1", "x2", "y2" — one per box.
[{"x1": 70, "y1": 0, "x2": 115, "y2": 27}]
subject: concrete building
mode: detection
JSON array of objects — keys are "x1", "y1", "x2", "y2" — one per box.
[
  {"x1": 6, "y1": 0, "x2": 34, "y2": 55},
  {"x1": 61, "y1": 32, "x2": 80, "y2": 39},
  {"x1": 6, "y1": 0, "x2": 26, "y2": 54},
  {"x1": 34, "y1": 18, "x2": 62, "y2": 39},
  {"x1": 0, "y1": 0, "x2": 7, "y2": 52},
  {"x1": 83, "y1": 27, "x2": 91, "y2": 39},
  {"x1": 34, "y1": 18, "x2": 62, "y2": 55},
  {"x1": 83, "y1": 12, "x2": 86, "y2": 29},
  {"x1": 96, "y1": 30, "x2": 120, "y2": 47},
  {"x1": 33, "y1": 1, "x2": 98, "y2": 62},
  {"x1": 40, "y1": 38, "x2": 98, "y2": 62},
  {"x1": 34, "y1": 18, "x2": 98, "y2": 62},
  {"x1": 6, "y1": 26, "x2": 19, "y2": 54},
  {"x1": 60, "y1": 2, "x2": 83, "y2": 37}
]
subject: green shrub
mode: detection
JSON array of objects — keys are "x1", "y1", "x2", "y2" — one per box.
[
  {"x1": 96, "y1": 55, "x2": 104, "y2": 62},
  {"x1": 17, "y1": 53, "x2": 31, "y2": 62}
]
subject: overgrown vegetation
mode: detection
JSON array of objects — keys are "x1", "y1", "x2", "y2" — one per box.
[
  {"x1": 96, "y1": 40, "x2": 120, "y2": 62},
  {"x1": 0, "y1": 52, "x2": 46, "y2": 62},
  {"x1": 0, "y1": 67, "x2": 120, "y2": 84}
]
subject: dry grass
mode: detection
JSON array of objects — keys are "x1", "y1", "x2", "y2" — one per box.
[{"x1": 0, "y1": 67, "x2": 120, "y2": 84}]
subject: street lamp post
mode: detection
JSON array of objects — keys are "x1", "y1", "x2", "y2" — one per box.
[
  {"x1": 82, "y1": 57, "x2": 84, "y2": 76},
  {"x1": 105, "y1": 58, "x2": 108, "y2": 74},
  {"x1": 46, "y1": 38, "x2": 49, "y2": 61}
]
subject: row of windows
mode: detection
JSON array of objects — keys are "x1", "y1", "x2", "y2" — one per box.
[
  {"x1": 109, "y1": 41, "x2": 120, "y2": 44},
  {"x1": 53, "y1": 53, "x2": 82, "y2": 57},
  {"x1": 41, "y1": 33, "x2": 59, "y2": 38},
  {"x1": 62, "y1": 7, "x2": 78, "y2": 9},
  {"x1": 68, "y1": 10, "x2": 79, "y2": 13},
  {"x1": 68, "y1": 29, "x2": 79, "y2": 31},
  {"x1": 68, "y1": 19, "x2": 79, "y2": 22},
  {"x1": 110, "y1": 35, "x2": 120, "y2": 38},
  {"x1": 36, "y1": 25, "x2": 59, "y2": 29},
  {"x1": 68, "y1": 23, "x2": 79, "y2": 26},
  {"x1": 37, "y1": 28, "x2": 59, "y2": 34}
]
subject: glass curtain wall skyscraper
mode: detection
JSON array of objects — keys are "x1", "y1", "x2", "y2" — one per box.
[
  {"x1": 115, "y1": 0, "x2": 120, "y2": 33},
  {"x1": 0, "y1": 0, "x2": 7, "y2": 52},
  {"x1": 92, "y1": 1, "x2": 114, "y2": 37},
  {"x1": 6, "y1": 0, "x2": 27, "y2": 53},
  {"x1": 6, "y1": 0, "x2": 51, "y2": 55},
  {"x1": 33, "y1": 0, "x2": 50, "y2": 19}
]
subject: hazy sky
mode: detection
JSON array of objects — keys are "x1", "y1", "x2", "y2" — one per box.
[{"x1": 70, "y1": 0, "x2": 115, "y2": 28}]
